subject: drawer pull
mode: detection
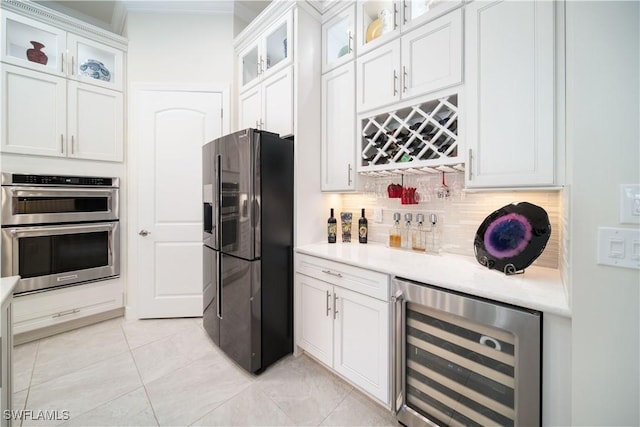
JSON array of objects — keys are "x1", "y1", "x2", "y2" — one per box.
[
  {"x1": 322, "y1": 269, "x2": 342, "y2": 278},
  {"x1": 52, "y1": 308, "x2": 80, "y2": 318}
]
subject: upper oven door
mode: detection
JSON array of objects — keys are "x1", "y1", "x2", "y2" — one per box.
[{"x1": 1, "y1": 186, "x2": 119, "y2": 225}]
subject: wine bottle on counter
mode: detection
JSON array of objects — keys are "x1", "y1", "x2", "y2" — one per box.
[
  {"x1": 328, "y1": 208, "x2": 337, "y2": 243},
  {"x1": 359, "y1": 208, "x2": 368, "y2": 244}
]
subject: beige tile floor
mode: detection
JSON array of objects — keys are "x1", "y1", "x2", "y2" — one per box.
[{"x1": 12, "y1": 317, "x2": 398, "y2": 427}]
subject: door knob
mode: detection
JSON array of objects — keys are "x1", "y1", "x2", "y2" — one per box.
[{"x1": 138, "y1": 229, "x2": 151, "y2": 236}]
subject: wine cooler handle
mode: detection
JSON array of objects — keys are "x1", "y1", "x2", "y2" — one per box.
[{"x1": 391, "y1": 289, "x2": 405, "y2": 415}]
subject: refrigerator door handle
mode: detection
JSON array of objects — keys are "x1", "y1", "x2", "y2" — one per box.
[
  {"x1": 216, "y1": 154, "x2": 222, "y2": 249},
  {"x1": 216, "y1": 153, "x2": 223, "y2": 320},
  {"x1": 216, "y1": 251, "x2": 222, "y2": 320}
]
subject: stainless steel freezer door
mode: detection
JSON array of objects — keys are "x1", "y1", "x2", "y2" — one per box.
[
  {"x1": 219, "y1": 253, "x2": 261, "y2": 373},
  {"x1": 218, "y1": 129, "x2": 259, "y2": 260},
  {"x1": 202, "y1": 245, "x2": 219, "y2": 345}
]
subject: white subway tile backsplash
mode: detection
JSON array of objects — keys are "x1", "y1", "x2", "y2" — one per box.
[{"x1": 340, "y1": 173, "x2": 561, "y2": 269}]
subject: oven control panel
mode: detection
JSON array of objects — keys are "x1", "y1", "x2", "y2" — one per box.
[{"x1": 2, "y1": 173, "x2": 117, "y2": 187}]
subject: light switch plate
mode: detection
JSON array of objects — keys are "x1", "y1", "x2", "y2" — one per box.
[
  {"x1": 597, "y1": 227, "x2": 640, "y2": 269},
  {"x1": 620, "y1": 184, "x2": 640, "y2": 224}
]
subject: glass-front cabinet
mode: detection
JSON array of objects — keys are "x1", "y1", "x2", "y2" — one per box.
[
  {"x1": 322, "y1": 4, "x2": 356, "y2": 73},
  {"x1": 357, "y1": 0, "x2": 462, "y2": 54},
  {"x1": 68, "y1": 34, "x2": 124, "y2": 91},
  {"x1": 1, "y1": 11, "x2": 66, "y2": 75},
  {"x1": 1, "y1": 10, "x2": 123, "y2": 91},
  {"x1": 238, "y1": 11, "x2": 292, "y2": 92}
]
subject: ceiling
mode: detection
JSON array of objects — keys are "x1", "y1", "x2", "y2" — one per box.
[{"x1": 34, "y1": 1, "x2": 271, "y2": 34}]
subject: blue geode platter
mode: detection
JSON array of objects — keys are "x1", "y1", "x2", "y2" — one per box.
[
  {"x1": 79, "y1": 59, "x2": 111, "y2": 82},
  {"x1": 474, "y1": 202, "x2": 551, "y2": 275}
]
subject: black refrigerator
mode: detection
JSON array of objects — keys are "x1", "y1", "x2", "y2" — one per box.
[{"x1": 202, "y1": 128, "x2": 294, "y2": 374}]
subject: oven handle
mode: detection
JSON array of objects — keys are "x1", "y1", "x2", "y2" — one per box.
[
  {"x1": 8, "y1": 187, "x2": 116, "y2": 198},
  {"x1": 391, "y1": 289, "x2": 405, "y2": 416},
  {"x1": 7, "y1": 222, "x2": 116, "y2": 237}
]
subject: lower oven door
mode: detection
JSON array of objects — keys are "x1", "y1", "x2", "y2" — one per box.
[
  {"x1": 1, "y1": 221, "x2": 120, "y2": 294},
  {"x1": 391, "y1": 278, "x2": 541, "y2": 427}
]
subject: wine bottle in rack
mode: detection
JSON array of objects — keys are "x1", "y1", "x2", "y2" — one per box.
[
  {"x1": 328, "y1": 208, "x2": 337, "y2": 243},
  {"x1": 359, "y1": 209, "x2": 368, "y2": 244}
]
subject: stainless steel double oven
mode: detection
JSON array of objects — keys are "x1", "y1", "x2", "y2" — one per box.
[{"x1": 1, "y1": 173, "x2": 120, "y2": 294}]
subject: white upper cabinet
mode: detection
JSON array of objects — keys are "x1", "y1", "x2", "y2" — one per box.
[
  {"x1": 322, "y1": 62, "x2": 356, "y2": 191},
  {"x1": 238, "y1": 11, "x2": 292, "y2": 92},
  {"x1": 2, "y1": 11, "x2": 124, "y2": 92},
  {"x1": 322, "y1": 4, "x2": 356, "y2": 74},
  {"x1": 356, "y1": 0, "x2": 462, "y2": 55},
  {"x1": 1, "y1": 64, "x2": 66, "y2": 157},
  {"x1": 1, "y1": 63, "x2": 123, "y2": 161},
  {"x1": 465, "y1": 0, "x2": 555, "y2": 188},
  {"x1": 356, "y1": 9, "x2": 462, "y2": 113},
  {"x1": 67, "y1": 82, "x2": 124, "y2": 161},
  {"x1": 239, "y1": 66, "x2": 294, "y2": 137}
]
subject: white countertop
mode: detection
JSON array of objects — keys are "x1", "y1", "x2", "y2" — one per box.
[
  {"x1": 296, "y1": 242, "x2": 571, "y2": 318},
  {"x1": 1, "y1": 276, "x2": 20, "y2": 306}
]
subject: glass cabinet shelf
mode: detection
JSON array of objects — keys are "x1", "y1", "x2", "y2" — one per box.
[{"x1": 359, "y1": 93, "x2": 462, "y2": 172}]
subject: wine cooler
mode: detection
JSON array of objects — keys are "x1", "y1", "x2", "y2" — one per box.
[{"x1": 391, "y1": 278, "x2": 541, "y2": 427}]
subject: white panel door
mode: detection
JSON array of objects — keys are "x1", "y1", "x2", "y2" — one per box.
[
  {"x1": 1, "y1": 64, "x2": 66, "y2": 157},
  {"x1": 296, "y1": 273, "x2": 333, "y2": 367},
  {"x1": 321, "y1": 62, "x2": 355, "y2": 191},
  {"x1": 68, "y1": 82, "x2": 123, "y2": 161},
  {"x1": 333, "y1": 286, "x2": 389, "y2": 404},
  {"x1": 401, "y1": 8, "x2": 462, "y2": 99},
  {"x1": 262, "y1": 66, "x2": 293, "y2": 137},
  {"x1": 238, "y1": 84, "x2": 261, "y2": 130},
  {"x1": 356, "y1": 39, "x2": 401, "y2": 113},
  {"x1": 135, "y1": 87, "x2": 223, "y2": 318},
  {"x1": 465, "y1": 0, "x2": 555, "y2": 187}
]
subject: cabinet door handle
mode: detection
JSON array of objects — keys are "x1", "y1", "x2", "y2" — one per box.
[
  {"x1": 71, "y1": 135, "x2": 75, "y2": 154},
  {"x1": 468, "y1": 149, "x2": 473, "y2": 180},
  {"x1": 60, "y1": 134, "x2": 64, "y2": 153},
  {"x1": 393, "y1": 2, "x2": 399, "y2": 29},
  {"x1": 321, "y1": 269, "x2": 342, "y2": 278},
  {"x1": 403, "y1": 0, "x2": 408, "y2": 24},
  {"x1": 348, "y1": 31, "x2": 353, "y2": 53},
  {"x1": 326, "y1": 291, "x2": 331, "y2": 317},
  {"x1": 393, "y1": 70, "x2": 398, "y2": 96},
  {"x1": 71, "y1": 55, "x2": 75, "y2": 75},
  {"x1": 61, "y1": 53, "x2": 65, "y2": 73},
  {"x1": 347, "y1": 163, "x2": 353, "y2": 186},
  {"x1": 333, "y1": 293, "x2": 339, "y2": 320},
  {"x1": 403, "y1": 66, "x2": 408, "y2": 93}
]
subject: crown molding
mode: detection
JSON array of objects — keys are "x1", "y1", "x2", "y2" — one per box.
[{"x1": 1, "y1": 0, "x2": 127, "y2": 48}]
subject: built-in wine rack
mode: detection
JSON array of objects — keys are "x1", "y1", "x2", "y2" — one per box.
[{"x1": 360, "y1": 94, "x2": 462, "y2": 172}]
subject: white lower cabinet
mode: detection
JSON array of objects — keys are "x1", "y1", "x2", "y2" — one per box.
[
  {"x1": 296, "y1": 254, "x2": 390, "y2": 406},
  {"x1": 12, "y1": 280, "x2": 123, "y2": 338}
]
